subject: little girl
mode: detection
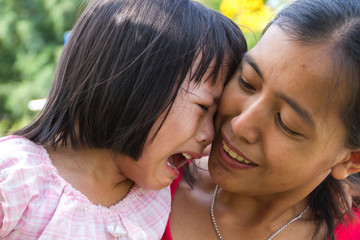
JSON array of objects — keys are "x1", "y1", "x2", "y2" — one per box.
[{"x1": 0, "y1": 0, "x2": 246, "y2": 239}]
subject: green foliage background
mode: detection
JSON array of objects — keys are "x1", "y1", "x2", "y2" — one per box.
[{"x1": 0, "y1": 0, "x2": 85, "y2": 135}]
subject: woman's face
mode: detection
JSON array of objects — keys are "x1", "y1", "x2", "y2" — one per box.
[
  {"x1": 208, "y1": 25, "x2": 352, "y2": 197},
  {"x1": 117, "y1": 59, "x2": 227, "y2": 190}
]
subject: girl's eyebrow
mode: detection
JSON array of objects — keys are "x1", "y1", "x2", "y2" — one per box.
[{"x1": 186, "y1": 89, "x2": 220, "y2": 105}]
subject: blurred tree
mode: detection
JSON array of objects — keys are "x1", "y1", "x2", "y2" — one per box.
[{"x1": 0, "y1": 0, "x2": 84, "y2": 135}]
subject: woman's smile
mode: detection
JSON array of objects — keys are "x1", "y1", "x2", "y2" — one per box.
[{"x1": 215, "y1": 132, "x2": 258, "y2": 170}]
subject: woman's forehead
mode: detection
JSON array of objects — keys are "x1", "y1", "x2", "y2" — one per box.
[
  {"x1": 248, "y1": 25, "x2": 338, "y2": 89},
  {"x1": 242, "y1": 25, "x2": 346, "y2": 127}
]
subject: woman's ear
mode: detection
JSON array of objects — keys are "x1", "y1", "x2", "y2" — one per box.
[{"x1": 331, "y1": 151, "x2": 360, "y2": 180}]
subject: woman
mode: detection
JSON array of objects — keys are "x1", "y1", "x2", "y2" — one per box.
[{"x1": 164, "y1": 0, "x2": 360, "y2": 239}]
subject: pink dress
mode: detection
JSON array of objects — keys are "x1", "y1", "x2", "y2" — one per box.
[{"x1": 0, "y1": 135, "x2": 171, "y2": 240}]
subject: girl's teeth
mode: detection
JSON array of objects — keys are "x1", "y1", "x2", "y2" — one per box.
[
  {"x1": 222, "y1": 140, "x2": 251, "y2": 165},
  {"x1": 182, "y1": 153, "x2": 192, "y2": 160},
  {"x1": 167, "y1": 161, "x2": 176, "y2": 169}
]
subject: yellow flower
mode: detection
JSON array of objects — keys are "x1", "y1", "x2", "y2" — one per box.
[
  {"x1": 240, "y1": 0, "x2": 263, "y2": 11},
  {"x1": 235, "y1": 5, "x2": 274, "y2": 32},
  {"x1": 220, "y1": 0, "x2": 242, "y2": 19},
  {"x1": 220, "y1": 0, "x2": 264, "y2": 18},
  {"x1": 220, "y1": 0, "x2": 274, "y2": 32}
]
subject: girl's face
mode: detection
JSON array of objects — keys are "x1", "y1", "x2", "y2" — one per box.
[
  {"x1": 116, "y1": 59, "x2": 227, "y2": 190},
  {"x1": 208, "y1": 25, "x2": 352, "y2": 198}
]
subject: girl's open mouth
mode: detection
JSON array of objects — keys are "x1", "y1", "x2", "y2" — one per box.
[{"x1": 167, "y1": 153, "x2": 192, "y2": 169}]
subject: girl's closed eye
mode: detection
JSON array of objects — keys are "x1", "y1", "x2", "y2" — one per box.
[
  {"x1": 198, "y1": 104, "x2": 209, "y2": 112},
  {"x1": 276, "y1": 113, "x2": 302, "y2": 137}
]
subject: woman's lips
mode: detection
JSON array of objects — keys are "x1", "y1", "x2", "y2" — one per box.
[{"x1": 217, "y1": 133, "x2": 258, "y2": 169}]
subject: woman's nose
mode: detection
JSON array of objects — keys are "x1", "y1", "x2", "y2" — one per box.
[{"x1": 231, "y1": 100, "x2": 264, "y2": 144}]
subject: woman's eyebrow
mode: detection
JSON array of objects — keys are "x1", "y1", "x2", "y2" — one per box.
[
  {"x1": 243, "y1": 54, "x2": 263, "y2": 80},
  {"x1": 277, "y1": 93, "x2": 315, "y2": 129}
]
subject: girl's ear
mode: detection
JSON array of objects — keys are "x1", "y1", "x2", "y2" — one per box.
[{"x1": 331, "y1": 151, "x2": 360, "y2": 180}]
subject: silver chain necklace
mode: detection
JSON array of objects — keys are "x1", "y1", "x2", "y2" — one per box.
[{"x1": 210, "y1": 185, "x2": 309, "y2": 240}]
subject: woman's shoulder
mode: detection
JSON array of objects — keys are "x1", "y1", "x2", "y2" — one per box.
[
  {"x1": 168, "y1": 157, "x2": 216, "y2": 240},
  {"x1": 174, "y1": 156, "x2": 215, "y2": 216},
  {"x1": 180, "y1": 156, "x2": 215, "y2": 194}
]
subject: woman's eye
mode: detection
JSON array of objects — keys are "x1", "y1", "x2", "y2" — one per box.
[
  {"x1": 239, "y1": 77, "x2": 256, "y2": 91},
  {"x1": 198, "y1": 104, "x2": 209, "y2": 112},
  {"x1": 277, "y1": 113, "x2": 301, "y2": 136}
]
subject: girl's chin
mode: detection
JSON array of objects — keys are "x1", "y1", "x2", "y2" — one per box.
[{"x1": 141, "y1": 175, "x2": 176, "y2": 190}]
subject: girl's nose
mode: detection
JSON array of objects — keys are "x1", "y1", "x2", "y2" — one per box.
[{"x1": 195, "y1": 117, "x2": 214, "y2": 146}]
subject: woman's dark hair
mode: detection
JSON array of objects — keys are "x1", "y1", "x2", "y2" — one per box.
[
  {"x1": 15, "y1": 0, "x2": 246, "y2": 160},
  {"x1": 265, "y1": 0, "x2": 360, "y2": 239}
]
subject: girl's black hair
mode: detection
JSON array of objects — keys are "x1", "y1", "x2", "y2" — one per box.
[
  {"x1": 265, "y1": 0, "x2": 360, "y2": 239},
  {"x1": 15, "y1": 0, "x2": 246, "y2": 160}
]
